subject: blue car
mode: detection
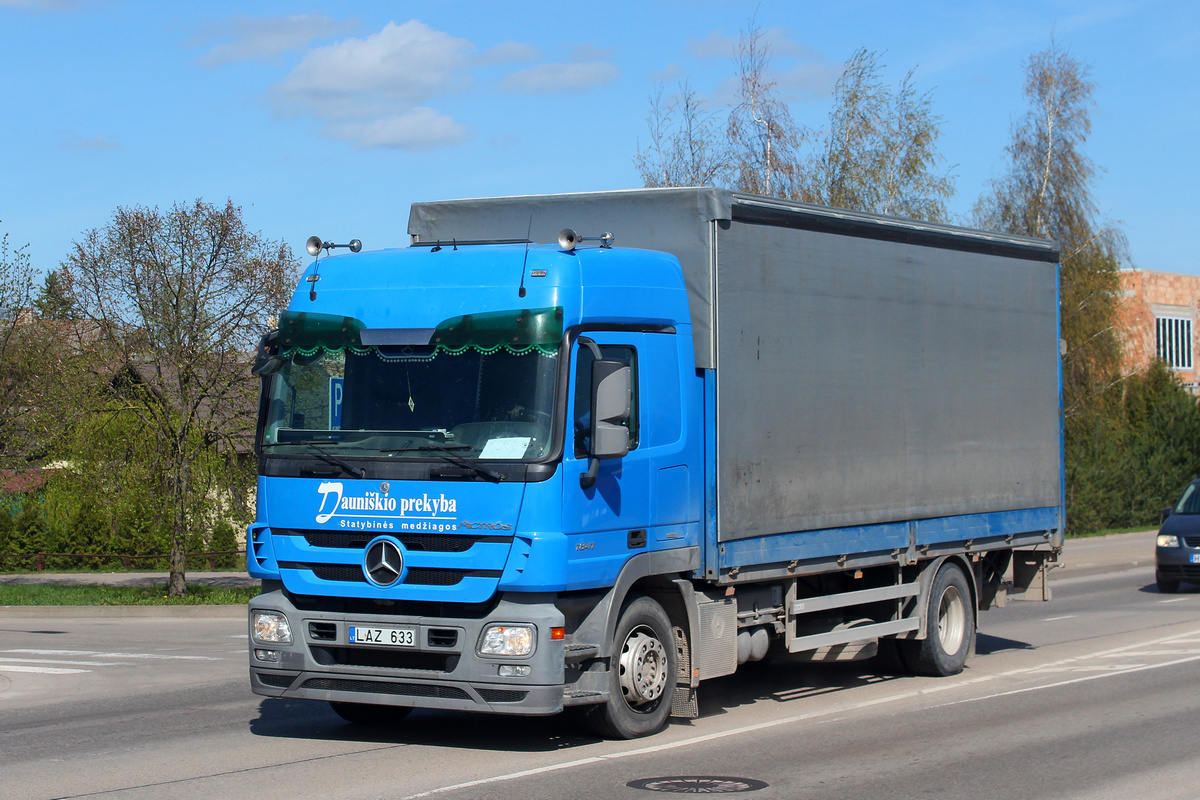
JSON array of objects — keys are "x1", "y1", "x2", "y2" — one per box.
[{"x1": 1156, "y1": 480, "x2": 1200, "y2": 592}]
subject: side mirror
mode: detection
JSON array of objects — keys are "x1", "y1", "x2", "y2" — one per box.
[
  {"x1": 1162, "y1": 507, "x2": 1174, "y2": 522},
  {"x1": 581, "y1": 358, "x2": 631, "y2": 488},
  {"x1": 251, "y1": 330, "x2": 284, "y2": 377}
]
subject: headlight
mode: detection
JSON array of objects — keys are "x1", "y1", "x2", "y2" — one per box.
[
  {"x1": 479, "y1": 625, "x2": 534, "y2": 657},
  {"x1": 252, "y1": 611, "x2": 293, "y2": 644},
  {"x1": 1157, "y1": 534, "x2": 1180, "y2": 548}
]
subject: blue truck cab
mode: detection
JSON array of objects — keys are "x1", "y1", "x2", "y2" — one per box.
[{"x1": 248, "y1": 189, "x2": 1065, "y2": 739}]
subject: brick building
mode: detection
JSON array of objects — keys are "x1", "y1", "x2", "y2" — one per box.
[{"x1": 1117, "y1": 268, "x2": 1200, "y2": 391}]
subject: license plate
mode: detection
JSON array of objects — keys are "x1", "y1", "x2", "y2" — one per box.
[
  {"x1": 1190, "y1": 554, "x2": 1200, "y2": 564},
  {"x1": 348, "y1": 625, "x2": 416, "y2": 646}
]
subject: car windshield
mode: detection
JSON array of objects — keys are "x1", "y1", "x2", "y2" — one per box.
[
  {"x1": 260, "y1": 308, "x2": 562, "y2": 461},
  {"x1": 1175, "y1": 483, "x2": 1200, "y2": 514}
]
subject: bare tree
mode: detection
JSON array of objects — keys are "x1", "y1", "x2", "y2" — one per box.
[
  {"x1": 62, "y1": 199, "x2": 297, "y2": 594},
  {"x1": 725, "y1": 18, "x2": 806, "y2": 198},
  {"x1": 635, "y1": 80, "x2": 724, "y2": 188},
  {"x1": 800, "y1": 49, "x2": 954, "y2": 220}
]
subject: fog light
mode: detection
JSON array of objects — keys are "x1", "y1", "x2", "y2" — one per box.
[
  {"x1": 1158, "y1": 534, "x2": 1180, "y2": 548},
  {"x1": 252, "y1": 611, "x2": 292, "y2": 644},
  {"x1": 255, "y1": 648, "x2": 280, "y2": 662},
  {"x1": 479, "y1": 625, "x2": 534, "y2": 656},
  {"x1": 498, "y1": 664, "x2": 532, "y2": 677}
]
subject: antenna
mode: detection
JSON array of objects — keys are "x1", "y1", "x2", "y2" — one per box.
[{"x1": 518, "y1": 215, "x2": 533, "y2": 298}]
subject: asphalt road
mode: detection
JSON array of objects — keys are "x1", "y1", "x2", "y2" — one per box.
[{"x1": 3, "y1": 530, "x2": 1196, "y2": 800}]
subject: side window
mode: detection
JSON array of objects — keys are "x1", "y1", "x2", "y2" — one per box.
[{"x1": 573, "y1": 344, "x2": 638, "y2": 457}]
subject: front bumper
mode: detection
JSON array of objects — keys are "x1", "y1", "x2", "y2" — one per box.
[
  {"x1": 248, "y1": 588, "x2": 568, "y2": 715},
  {"x1": 1156, "y1": 543, "x2": 1200, "y2": 584}
]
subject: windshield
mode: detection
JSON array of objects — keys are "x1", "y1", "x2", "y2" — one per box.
[
  {"x1": 261, "y1": 308, "x2": 561, "y2": 462},
  {"x1": 1175, "y1": 483, "x2": 1200, "y2": 514}
]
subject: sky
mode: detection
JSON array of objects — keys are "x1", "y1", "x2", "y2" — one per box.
[{"x1": 1, "y1": 0, "x2": 1197, "y2": 283}]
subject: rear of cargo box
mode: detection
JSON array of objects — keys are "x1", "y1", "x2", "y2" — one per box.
[{"x1": 408, "y1": 188, "x2": 1065, "y2": 579}]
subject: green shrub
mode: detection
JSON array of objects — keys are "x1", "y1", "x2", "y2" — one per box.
[{"x1": 210, "y1": 521, "x2": 240, "y2": 569}]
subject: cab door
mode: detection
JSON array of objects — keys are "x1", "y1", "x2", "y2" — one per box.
[{"x1": 560, "y1": 333, "x2": 651, "y2": 588}]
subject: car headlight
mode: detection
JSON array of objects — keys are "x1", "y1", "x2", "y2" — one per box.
[
  {"x1": 252, "y1": 611, "x2": 293, "y2": 644},
  {"x1": 1157, "y1": 534, "x2": 1180, "y2": 548},
  {"x1": 479, "y1": 625, "x2": 534, "y2": 657}
]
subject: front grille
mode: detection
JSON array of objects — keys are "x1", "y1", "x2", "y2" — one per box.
[
  {"x1": 1159, "y1": 564, "x2": 1200, "y2": 579},
  {"x1": 428, "y1": 628, "x2": 458, "y2": 648},
  {"x1": 255, "y1": 672, "x2": 296, "y2": 688},
  {"x1": 477, "y1": 688, "x2": 528, "y2": 703},
  {"x1": 302, "y1": 677, "x2": 470, "y2": 700},
  {"x1": 291, "y1": 529, "x2": 511, "y2": 552},
  {"x1": 309, "y1": 622, "x2": 337, "y2": 641},
  {"x1": 311, "y1": 645, "x2": 456, "y2": 672},
  {"x1": 1183, "y1": 536, "x2": 1200, "y2": 548},
  {"x1": 304, "y1": 564, "x2": 501, "y2": 586}
]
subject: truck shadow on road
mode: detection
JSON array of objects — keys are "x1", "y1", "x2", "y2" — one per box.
[
  {"x1": 249, "y1": 696, "x2": 602, "y2": 752},
  {"x1": 247, "y1": 649, "x2": 1034, "y2": 751}
]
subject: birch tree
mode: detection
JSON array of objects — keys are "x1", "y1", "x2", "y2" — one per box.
[{"x1": 800, "y1": 49, "x2": 954, "y2": 220}]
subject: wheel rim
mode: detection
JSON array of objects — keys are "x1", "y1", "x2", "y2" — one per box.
[
  {"x1": 618, "y1": 625, "x2": 668, "y2": 707},
  {"x1": 936, "y1": 584, "x2": 966, "y2": 654}
]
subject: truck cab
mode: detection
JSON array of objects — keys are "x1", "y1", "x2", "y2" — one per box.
[{"x1": 248, "y1": 235, "x2": 702, "y2": 736}]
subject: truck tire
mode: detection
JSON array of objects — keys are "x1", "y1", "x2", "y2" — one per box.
[
  {"x1": 903, "y1": 562, "x2": 974, "y2": 677},
  {"x1": 329, "y1": 701, "x2": 412, "y2": 725},
  {"x1": 582, "y1": 596, "x2": 676, "y2": 739}
]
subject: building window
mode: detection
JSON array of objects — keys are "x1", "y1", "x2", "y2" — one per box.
[{"x1": 1156, "y1": 315, "x2": 1194, "y2": 370}]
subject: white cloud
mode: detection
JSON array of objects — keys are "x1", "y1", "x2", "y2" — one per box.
[
  {"x1": 498, "y1": 61, "x2": 619, "y2": 93},
  {"x1": 0, "y1": 0, "x2": 80, "y2": 10},
  {"x1": 195, "y1": 14, "x2": 359, "y2": 66},
  {"x1": 273, "y1": 20, "x2": 474, "y2": 116},
  {"x1": 60, "y1": 132, "x2": 119, "y2": 151},
  {"x1": 688, "y1": 31, "x2": 738, "y2": 60},
  {"x1": 265, "y1": 20, "x2": 476, "y2": 151},
  {"x1": 776, "y1": 61, "x2": 842, "y2": 102},
  {"x1": 477, "y1": 40, "x2": 540, "y2": 66},
  {"x1": 690, "y1": 27, "x2": 822, "y2": 62},
  {"x1": 325, "y1": 108, "x2": 469, "y2": 150}
]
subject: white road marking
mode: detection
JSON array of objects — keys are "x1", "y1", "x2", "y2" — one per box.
[
  {"x1": 0, "y1": 657, "x2": 129, "y2": 666},
  {"x1": 1098, "y1": 649, "x2": 1200, "y2": 657},
  {"x1": 1158, "y1": 597, "x2": 1191, "y2": 604},
  {"x1": 1, "y1": 649, "x2": 220, "y2": 661},
  {"x1": 399, "y1": 625, "x2": 1200, "y2": 800},
  {"x1": 0, "y1": 665, "x2": 89, "y2": 675},
  {"x1": 1041, "y1": 615, "x2": 1077, "y2": 621}
]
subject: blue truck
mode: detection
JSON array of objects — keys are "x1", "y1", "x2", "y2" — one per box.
[{"x1": 247, "y1": 188, "x2": 1064, "y2": 739}]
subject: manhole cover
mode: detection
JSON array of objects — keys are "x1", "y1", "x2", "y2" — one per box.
[{"x1": 627, "y1": 776, "x2": 769, "y2": 794}]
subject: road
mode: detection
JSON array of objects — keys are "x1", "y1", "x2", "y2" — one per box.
[{"x1": 2, "y1": 543, "x2": 1198, "y2": 800}]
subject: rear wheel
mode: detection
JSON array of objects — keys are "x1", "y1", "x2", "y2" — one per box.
[
  {"x1": 329, "y1": 701, "x2": 412, "y2": 725},
  {"x1": 582, "y1": 596, "x2": 676, "y2": 739},
  {"x1": 902, "y1": 562, "x2": 974, "y2": 677}
]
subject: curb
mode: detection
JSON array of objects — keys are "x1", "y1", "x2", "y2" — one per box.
[
  {"x1": 0, "y1": 531, "x2": 1159, "y2": 618},
  {"x1": 0, "y1": 604, "x2": 247, "y2": 618}
]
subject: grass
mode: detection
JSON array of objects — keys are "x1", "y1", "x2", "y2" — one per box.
[
  {"x1": 1071, "y1": 524, "x2": 1159, "y2": 539},
  {"x1": 0, "y1": 583, "x2": 261, "y2": 606}
]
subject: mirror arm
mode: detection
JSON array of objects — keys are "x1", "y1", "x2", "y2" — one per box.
[{"x1": 580, "y1": 458, "x2": 600, "y2": 489}]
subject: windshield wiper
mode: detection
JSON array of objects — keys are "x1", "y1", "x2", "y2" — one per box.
[
  {"x1": 262, "y1": 440, "x2": 366, "y2": 479},
  {"x1": 383, "y1": 444, "x2": 503, "y2": 482}
]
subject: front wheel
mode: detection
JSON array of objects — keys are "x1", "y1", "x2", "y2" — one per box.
[
  {"x1": 582, "y1": 595, "x2": 676, "y2": 739},
  {"x1": 1156, "y1": 573, "x2": 1180, "y2": 594},
  {"x1": 902, "y1": 562, "x2": 975, "y2": 677}
]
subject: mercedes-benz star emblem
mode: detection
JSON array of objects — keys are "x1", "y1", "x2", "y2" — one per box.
[{"x1": 364, "y1": 539, "x2": 404, "y2": 587}]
